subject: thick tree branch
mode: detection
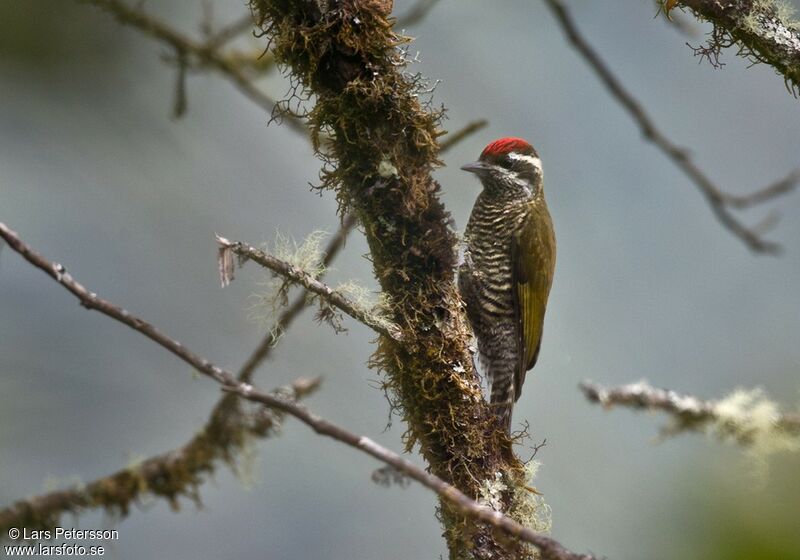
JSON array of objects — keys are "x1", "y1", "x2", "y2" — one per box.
[
  {"x1": 224, "y1": 384, "x2": 597, "y2": 560},
  {"x1": 0, "y1": 109, "x2": 489, "y2": 535},
  {"x1": 581, "y1": 380, "x2": 800, "y2": 443},
  {"x1": 216, "y1": 234, "x2": 400, "y2": 340},
  {"x1": 664, "y1": 0, "x2": 800, "y2": 92},
  {"x1": 247, "y1": 2, "x2": 535, "y2": 557},
  {"x1": 546, "y1": 0, "x2": 799, "y2": 254}
]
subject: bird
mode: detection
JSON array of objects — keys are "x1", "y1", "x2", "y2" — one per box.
[{"x1": 458, "y1": 137, "x2": 556, "y2": 433}]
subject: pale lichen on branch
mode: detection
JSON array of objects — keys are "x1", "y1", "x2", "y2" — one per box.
[
  {"x1": 0, "y1": 221, "x2": 322, "y2": 534},
  {"x1": 0, "y1": 221, "x2": 594, "y2": 560},
  {"x1": 216, "y1": 234, "x2": 400, "y2": 340},
  {"x1": 581, "y1": 380, "x2": 800, "y2": 466},
  {"x1": 664, "y1": 0, "x2": 800, "y2": 93},
  {"x1": 224, "y1": 383, "x2": 594, "y2": 560},
  {"x1": 245, "y1": 1, "x2": 547, "y2": 556}
]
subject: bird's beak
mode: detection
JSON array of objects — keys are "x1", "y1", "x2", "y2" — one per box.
[{"x1": 460, "y1": 161, "x2": 490, "y2": 175}]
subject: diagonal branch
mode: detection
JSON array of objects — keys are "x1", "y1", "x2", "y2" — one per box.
[
  {"x1": 440, "y1": 119, "x2": 489, "y2": 151},
  {"x1": 545, "y1": 0, "x2": 799, "y2": 254},
  {"x1": 721, "y1": 170, "x2": 800, "y2": 209},
  {"x1": 2, "y1": 114, "x2": 490, "y2": 532},
  {"x1": 0, "y1": 221, "x2": 326, "y2": 532},
  {"x1": 0, "y1": 221, "x2": 357, "y2": 533},
  {"x1": 396, "y1": 0, "x2": 442, "y2": 27},
  {"x1": 85, "y1": 0, "x2": 306, "y2": 134},
  {"x1": 237, "y1": 214, "x2": 358, "y2": 381},
  {"x1": 664, "y1": 0, "x2": 800, "y2": 93},
  {"x1": 0, "y1": 222, "x2": 598, "y2": 560},
  {"x1": 224, "y1": 383, "x2": 598, "y2": 560},
  {"x1": 216, "y1": 234, "x2": 400, "y2": 340},
  {"x1": 0, "y1": 377, "x2": 320, "y2": 535},
  {"x1": 0, "y1": 223, "x2": 240, "y2": 386},
  {"x1": 204, "y1": 14, "x2": 255, "y2": 50},
  {"x1": 581, "y1": 380, "x2": 800, "y2": 442}
]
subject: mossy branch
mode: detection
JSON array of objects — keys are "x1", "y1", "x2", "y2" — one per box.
[
  {"x1": 238, "y1": 214, "x2": 358, "y2": 380},
  {"x1": 581, "y1": 380, "x2": 800, "y2": 457},
  {"x1": 246, "y1": 1, "x2": 543, "y2": 557},
  {"x1": 0, "y1": 377, "x2": 320, "y2": 537},
  {"x1": 664, "y1": 0, "x2": 800, "y2": 94},
  {"x1": 224, "y1": 382, "x2": 595, "y2": 560},
  {"x1": 217, "y1": 234, "x2": 400, "y2": 339},
  {"x1": 0, "y1": 221, "x2": 329, "y2": 535}
]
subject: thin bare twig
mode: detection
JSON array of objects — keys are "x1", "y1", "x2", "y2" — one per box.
[
  {"x1": 216, "y1": 234, "x2": 400, "y2": 340},
  {"x1": 396, "y1": 0, "x2": 442, "y2": 27},
  {"x1": 721, "y1": 170, "x2": 800, "y2": 209},
  {"x1": 545, "y1": 0, "x2": 799, "y2": 254},
  {"x1": 0, "y1": 223, "x2": 239, "y2": 386},
  {"x1": 224, "y1": 383, "x2": 598, "y2": 560},
  {"x1": 0, "y1": 221, "x2": 326, "y2": 532},
  {"x1": 440, "y1": 119, "x2": 489, "y2": 151},
  {"x1": 86, "y1": 0, "x2": 305, "y2": 134},
  {"x1": 205, "y1": 14, "x2": 255, "y2": 49},
  {"x1": 237, "y1": 214, "x2": 357, "y2": 381},
  {"x1": 581, "y1": 380, "x2": 800, "y2": 440}
]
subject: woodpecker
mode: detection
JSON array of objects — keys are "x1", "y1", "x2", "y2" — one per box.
[{"x1": 458, "y1": 137, "x2": 556, "y2": 433}]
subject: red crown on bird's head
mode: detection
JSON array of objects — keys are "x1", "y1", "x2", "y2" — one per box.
[{"x1": 480, "y1": 137, "x2": 538, "y2": 162}]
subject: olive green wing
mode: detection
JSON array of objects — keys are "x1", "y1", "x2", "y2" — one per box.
[{"x1": 511, "y1": 208, "x2": 556, "y2": 401}]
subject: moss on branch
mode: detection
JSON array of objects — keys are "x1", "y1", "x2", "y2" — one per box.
[
  {"x1": 249, "y1": 0, "x2": 539, "y2": 557},
  {"x1": 0, "y1": 378, "x2": 319, "y2": 537},
  {"x1": 666, "y1": 0, "x2": 800, "y2": 93}
]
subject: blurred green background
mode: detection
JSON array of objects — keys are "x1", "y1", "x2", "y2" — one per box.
[{"x1": 1, "y1": 1, "x2": 799, "y2": 558}]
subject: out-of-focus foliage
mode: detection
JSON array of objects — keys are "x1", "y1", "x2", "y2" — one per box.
[
  {"x1": 692, "y1": 457, "x2": 800, "y2": 560},
  {"x1": 0, "y1": 1, "x2": 123, "y2": 65}
]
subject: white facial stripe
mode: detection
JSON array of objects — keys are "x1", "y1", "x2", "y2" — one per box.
[{"x1": 508, "y1": 152, "x2": 542, "y2": 172}]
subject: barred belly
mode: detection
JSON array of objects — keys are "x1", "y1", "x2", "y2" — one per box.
[{"x1": 459, "y1": 196, "x2": 527, "y2": 428}]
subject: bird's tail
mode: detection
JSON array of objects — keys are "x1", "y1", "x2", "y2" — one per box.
[
  {"x1": 490, "y1": 374, "x2": 515, "y2": 434},
  {"x1": 495, "y1": 403, "x2": 513, "y2": 433}
]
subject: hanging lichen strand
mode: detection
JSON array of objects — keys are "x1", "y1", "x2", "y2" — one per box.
[{"x1": 249, "y1": 1, "x2": 538, "y2": 558}]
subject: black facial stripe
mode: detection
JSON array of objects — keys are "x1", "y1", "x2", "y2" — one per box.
[{"x1": 515, "y1": 167, "x2": 539, "y2": 184}]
